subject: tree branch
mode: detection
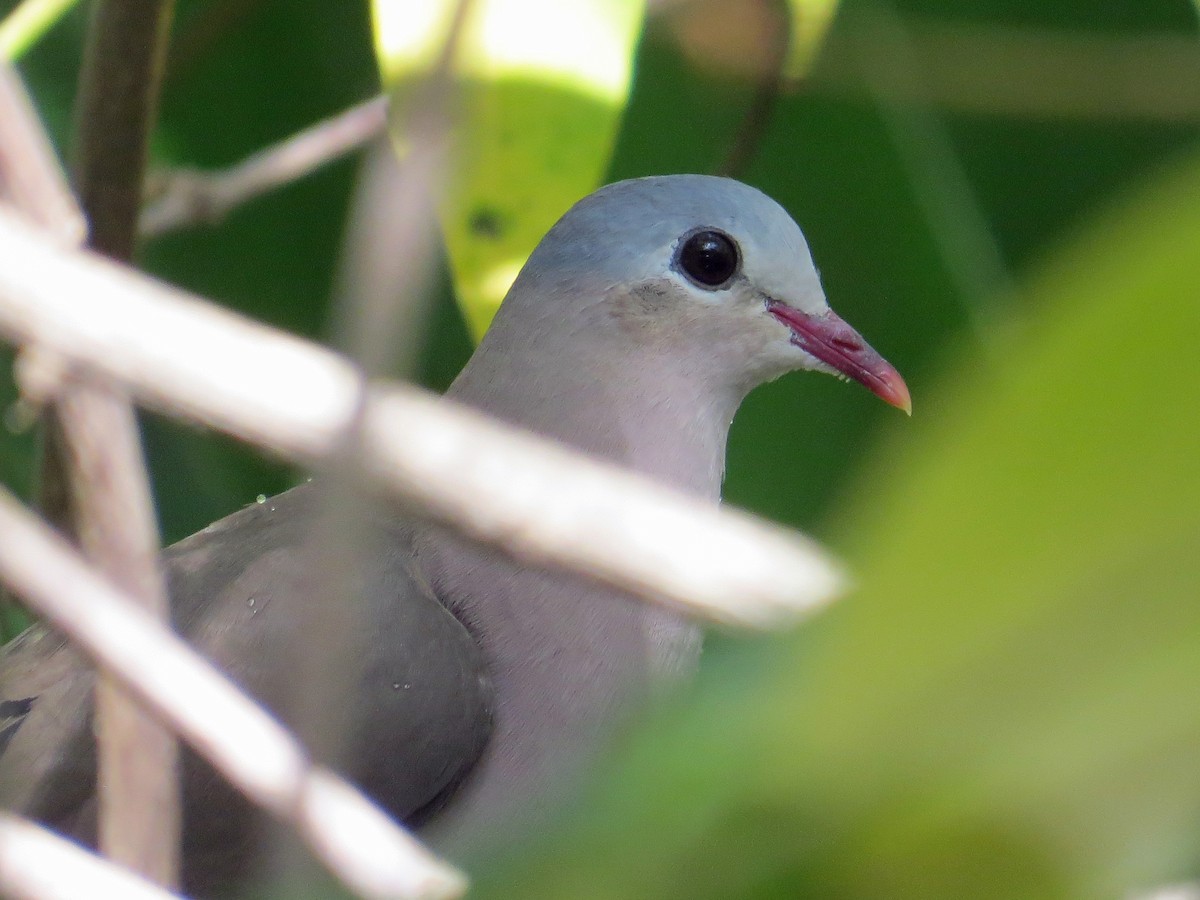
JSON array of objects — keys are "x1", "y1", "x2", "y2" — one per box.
[
  {"x1": 0, "y1": 68, "x2": 85, "y2": 243},
  {"x1": 0, "y1": 207, "x2": 845, "y2": 628},
  {"x1": 714, "y1": 0, "x2": 791, "y2": 179},
  {"x1": 54, "y1": 380, "x2": 180, "y2": 884},
  {"x1": 139, "y1": 95, "x2": 388, "y2": 238},
  {"x1": 70, "y1": 0, "x2": 173, "y2": 260},
  {"x1": 25, "y1": 0, "x2": 182, "y2": 877},
  {"x1": 0, "y1": 814, "x2": 183, "y2": 900}
]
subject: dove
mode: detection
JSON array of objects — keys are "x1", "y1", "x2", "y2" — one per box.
[{"x1": 0, "y1": 175, "x2": 909, "y2": 894}]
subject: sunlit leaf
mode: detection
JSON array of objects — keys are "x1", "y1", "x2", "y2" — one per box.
[
  {"x1": 0, "y1": 0, "x2": 78, "y2": 60},
  {"x1": 783, "y1": 0, "x2": 840, "y2": 78},
  {"x1": 372, "y1": 0, "x2": 643, "y2": 339},
  {"x1": 470, "y1": 151, "x2": 1200, "y2": 899}
]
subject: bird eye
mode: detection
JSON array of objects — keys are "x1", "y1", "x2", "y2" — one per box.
[{"x1": 675, "y1": 229, "x2": 740, "y2": 289}]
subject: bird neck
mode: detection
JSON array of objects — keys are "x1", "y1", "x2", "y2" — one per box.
[
  {"x1": 421, "y1": 335, "x2": 721, "y2": 850},
  {"x1": 446, "y1": 341, "x2": 742, "y2": 500}
]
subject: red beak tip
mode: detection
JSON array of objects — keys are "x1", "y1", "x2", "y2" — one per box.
[{"x1": 881, "y1": 374, "x2": 913, "y2": 415}]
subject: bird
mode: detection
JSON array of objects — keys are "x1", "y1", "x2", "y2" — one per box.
[{"x1": 0, "y1": 174, "x2": 910, "y2": 894}]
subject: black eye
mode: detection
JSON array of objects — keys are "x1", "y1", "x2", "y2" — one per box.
[{"x1": 676, "y1": 229, "x2": 739, "y2": 289}]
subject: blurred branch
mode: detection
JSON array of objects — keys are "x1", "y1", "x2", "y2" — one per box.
[
  {"x1": 0, "y1": 814, "x2": 183, "y2": 900},
  {"x1": 715, "y1": 0, "x2": 790, "y2": 178},
  {"x1": 71, "y1": 0, "x2": 173, "y2": 260},
  {"x1": 275, "y1": 0, "x2": 462, "y2": 873},
  {"x1": 844, "y1": 2, "x2": 1011, "y2": 351},
  {"x1": 0, "y1": 64, "x2": 82, "y2": 617},
  {"x1": 815, "y1": 10, "x2": 1200, "y2": 121},
  {"x1": 34, "y1": 1, "x2": 184, "y2": 880},
  {"x1": 0, "y1": 488, "x2": 467, "y2": 900},
  {"x1": 139, "y1": 95, "x2": 388, "y2": 238},
  {"x1": 3, "y1": 58, "x2": 181, "y2": 884},
  {"x1": 54, "y1": 379, "x2": 181, "y2": 885},
  {"x1": 0, "y1": 0, "x2": 79, "y2": 60},
  {"x1": 0, "y1": 207, "x2": 845, "y2": 628},
  {"x1": 1, "y1": 53, "x2": 458, "y2": 890},
  {"x1": 0, "y1": 68, "x2": 85, "y2": 242}
]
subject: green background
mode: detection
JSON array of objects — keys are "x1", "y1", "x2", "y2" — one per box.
[{"x1": 3, "y1": 0, "x2": 1199, "y2": 896}]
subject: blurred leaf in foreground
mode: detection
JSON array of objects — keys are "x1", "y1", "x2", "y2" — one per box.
[
  {"x1": 469, "y1": 150, "x2": 1200, "y2": 898},
  {"x1": 373, "y1": 0, "x2": 643, "y2": 339}
]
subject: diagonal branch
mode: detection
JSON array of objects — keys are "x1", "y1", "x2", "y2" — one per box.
[
  {"x1": 0, "y1": 814, "x2": 183, "y2": 900},
  {"x1": 139, "y1": 95, "x2": 388, "y2": 238},
  {"x1": 0, "y1": 68, "x2": 85, "y2": 243},
  {"x1": 0, "y1": 207, "x2": 845, "y2": 628},
  {"x1": 23, "y1": 0, "x2": 182, "y2": 878}
]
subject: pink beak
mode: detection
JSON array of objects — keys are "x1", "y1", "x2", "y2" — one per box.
[{"x1": 767, "y1": 301, "x2": 912, "y2": 414}]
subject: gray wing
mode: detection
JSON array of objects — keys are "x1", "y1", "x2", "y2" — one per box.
[{"x1": 0, "y1": 484, "x2": 493, "y2": 894}]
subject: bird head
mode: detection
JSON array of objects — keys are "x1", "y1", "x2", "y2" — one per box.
[{"x1": 497, "y1": 174, "x2": 910, "y2": 414}]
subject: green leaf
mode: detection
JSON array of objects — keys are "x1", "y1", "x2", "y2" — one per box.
[
  {"x1": 470, "y1": 150, "x2": 1200, "y2": 898},
  {"x1": 372, "y1": 0, "x2": 643, "y2": 340},
  {"x1": 782, "y1": 0, "x2": 841, "y2": 79},
  {"x1": 0, "y1": 0, "x2": 79, "y2": 60}
]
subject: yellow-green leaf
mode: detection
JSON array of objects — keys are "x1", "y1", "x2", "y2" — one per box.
[
  {"x1": 0, "y1": 0, "x2": 80, "y2": 60},
  {"x1": 372, "y1": 0, "x2": 644, "y2": 340},
  {"x1": 783, "y1": 0, "x2": 841, "y2": 78}
]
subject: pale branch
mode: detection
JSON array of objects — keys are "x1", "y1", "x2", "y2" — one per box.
[
  {"x1": 269, "y1": 77, "x2": 448, "y2": 877},
  {"x1": 139, "y1": 95, "x2": 388, "y2": 239},
  {"x1": 7, "y1": 30, "x2": 183, "y2": 882},
  {"x1": 0, "y1": 207, "x2": 846, "y2": 629},
  {"x1": 0, "y1": 64, "x2": 82, "y2": 612},
  {"x1": 0, "y1": 488, "x2": 467, "y2": 900},
  {"x1": 0, "y1": 62, "x2": 78, "y2": 543},
  {"x1": 280, "y1": 88, "x2": 450, "y2": 839},
  {"x1": 0, "y1": 814, "x2": 184, "y2": 900},
  {"x1": 0, "y1": 68, "x2": 86, "y2": 244},
  {"x1": 55, "y1": 381, "x2": 181, "y2": 885}
]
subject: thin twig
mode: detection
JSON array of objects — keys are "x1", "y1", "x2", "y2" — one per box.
[
  {"x1": 0, "y1": 208, "x2": 845, "y2": 627},
  {"x1": 0, "y1": 488, "x2": 467, "y2": 900},
  {"x1": 0, "y1": 63, "x2": 83, "y2": 617},
  {"x1": 0, "y1": 814, "x2": 184, "y2": 900},
  {"x1": 0, "y1": 67, "x2": 86, "y2": 243},
  {"x1": 139, "y1": 95, "x2": 388, "y2": 238},
  {"x1": 0, "y1": 62, "x2": 85, "y2": 557},
  {"x1": 813, "y1": 10, "x2": 1200, "y2": 122},
  {"x1": 3, "y1": 55, "x2": 181, "y2": 885},
  {"x1": 714, "y1": 0, "x2": 790, "y2": 179}
]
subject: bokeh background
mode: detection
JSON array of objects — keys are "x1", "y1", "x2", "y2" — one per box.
[{"x1": 2, "y1": 0, "x2": 1199, "y2": 896}]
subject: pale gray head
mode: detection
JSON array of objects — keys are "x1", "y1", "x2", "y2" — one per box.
[{"x1": 477, "y1": 174, "x2": 910, "y2": 413}]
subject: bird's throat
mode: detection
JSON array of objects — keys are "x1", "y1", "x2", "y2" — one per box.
[{"x1": 447, "y1": 350, "x2": 740, "y2": 501}]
